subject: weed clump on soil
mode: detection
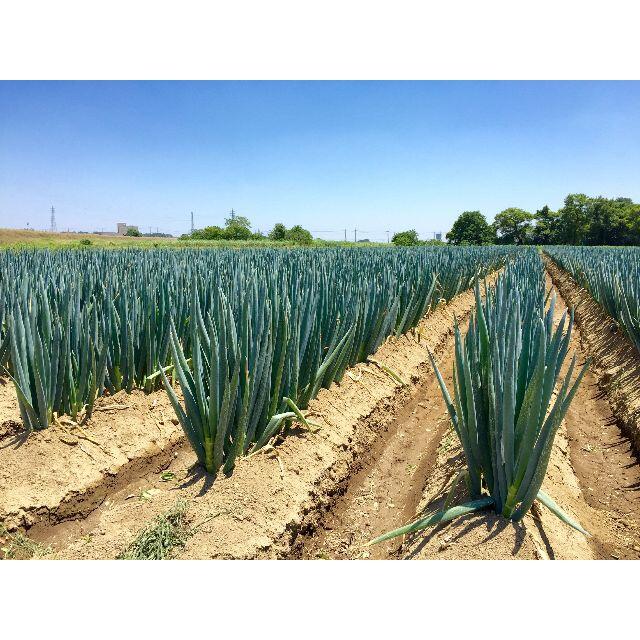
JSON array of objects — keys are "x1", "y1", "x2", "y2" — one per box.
[
  {"x1": 118, "y1": 500, "x2": 190, "y2": 560},
  {"x1": 0, "y1": 524, "x2": 52, "y2": 560}
]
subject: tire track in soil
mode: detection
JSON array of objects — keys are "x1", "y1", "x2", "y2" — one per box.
[
  {"x1": 295, "y1": 328, "x2": 460, "y2": 560},
  {"x1": 546, "y1": 271, "x2": 640, "y2": 559}
]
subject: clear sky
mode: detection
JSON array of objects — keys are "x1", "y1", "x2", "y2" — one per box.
[{"x1": 1, "y1": 81, "x2": 639, "y2": 240}]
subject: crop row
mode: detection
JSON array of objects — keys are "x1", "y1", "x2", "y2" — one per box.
[
  {"x1": 0, "y1": 246, "x2": 510, "y2": 472},
  {"x1": 545, "y1": 246, "x2": 640, "y2": 352}
]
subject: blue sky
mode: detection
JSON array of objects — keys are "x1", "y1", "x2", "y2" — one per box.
[{"x1": 1, "y1": 81, "x2": 639, "y2": 240}]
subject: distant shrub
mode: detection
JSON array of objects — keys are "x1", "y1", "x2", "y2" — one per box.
[
  {"x1": 268, "y1": 223, "x2": 287, "y2": 241},
  {"x1": 285, "y1": 225, "x2": 313, "y2": 245},
  {"x1": 79, "y1": 238, "x2": 92, "y2": 246},
  {"x1": 392, "y1": 230, "x2": 420, "y2": 246}
]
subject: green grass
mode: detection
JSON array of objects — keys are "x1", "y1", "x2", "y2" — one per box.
[
  {"x1": 118, "y1": 501, "x2": 190, "y2": 560},
  {"x1": 0, "y1": 524, "x2": 53, "y2": 560}
]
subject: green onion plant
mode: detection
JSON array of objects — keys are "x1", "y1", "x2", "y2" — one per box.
[{"x1": 369, "y1": 250, "x2": 590, "y2": 546}]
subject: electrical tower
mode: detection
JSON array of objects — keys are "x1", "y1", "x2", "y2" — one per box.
[
  {"x1": 230, "y1": 208, "x2": 236, "y2": 220},
  {"x1": 190, "y1": 211, "x2": 194, "y2": 234},
  {"x1": 50, "y1": 206, "x2": 57, "y2": 232}
]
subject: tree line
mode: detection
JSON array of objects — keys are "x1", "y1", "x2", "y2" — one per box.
[
  {"x1": 443, "y1": 193, "x2": 640, "y2": 246},
  {"x1": 181, "y1": 213, "x2": 314, "y2": 245},
  {"x1": 181, "y1": 193, "x2": 640, "y2": 248}
]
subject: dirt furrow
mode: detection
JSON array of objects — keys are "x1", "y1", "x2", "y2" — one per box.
[{"x1": 295, "y1": 328, "x2": 459, "y2": 559}]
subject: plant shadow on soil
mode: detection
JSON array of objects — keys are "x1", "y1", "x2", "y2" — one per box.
[
  {"x1": 177, "y1": 464, "x2": 216, "y2": 496},
  {"x1": 399, "y1": 451, "x2": 530, "y2": 560},
  {"x1": 174, "y1": 421, "x2": 310, "y2": 497},
  {"x1": 0, "y1": 421, "x2": 28, "y2": 450}
]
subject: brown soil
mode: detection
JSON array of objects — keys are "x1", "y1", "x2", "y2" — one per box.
[
  {"x1": 0, "y1": 377, "x2": 22, "y2": 441},
  {"x1": 399, "y1": 421, "x2": 593, "y2": 559},
  {"x1": 0, "y1": 389, "x2": 183, "y2": 532},
  {"x1": 296, "y1": 323, "x2": 463, "y2": 559},
  {"x1": 544, "y1": 255, "x2": 640, "y2": 453}
]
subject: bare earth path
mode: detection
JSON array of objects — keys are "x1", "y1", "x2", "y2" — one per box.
[{"x1": 296, "y1": 334, "x2": 458, "y2": 559}]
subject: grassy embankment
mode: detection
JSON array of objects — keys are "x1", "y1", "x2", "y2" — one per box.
[{"x1": 0, "y1": 228, "x2": 389, "y2": 250}]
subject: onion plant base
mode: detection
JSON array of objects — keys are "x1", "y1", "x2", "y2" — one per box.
[{"x1": 367, "y1": 490, "x2": 588, "y2": 547}]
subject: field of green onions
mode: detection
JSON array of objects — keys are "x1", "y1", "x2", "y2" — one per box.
[
  {"x1": 5, "y1": 243, "x2": 640, "y2": 559},
  {"x1": 545, "y1": 246, "x2": 640, "y2": 353},
  {"x1": 0, "y1": 246, "x2": 509, "y2": 475}
]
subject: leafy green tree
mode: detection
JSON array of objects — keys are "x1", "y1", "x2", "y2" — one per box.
[
  {"x1": 222, "y1": 214, "x2": 252, "y2": 240},
  {"x1": 224, "y1": 214, "x2": 251, "y2": 229},
  {"x1": 446, "y1": 212, "x2": 495, "y2": 245},
  {"x1": 391, "y1": 230, "x2": 420, "y2": 246},
  {"x1": 585, "y1": 197, "x2": 637, "y2": 245},
  {"x1": 200, "y1": 225, "x2": 225, "y2": 240},
  {"x1": 125, "y1": 227, "x2": 142, "y2": 237},
  {"x1": 223, "y1": 224, "x2": 252, "y2": 240},
  {"x1": 493, "y1": 208, "x2": 534, "y2": 245},
  {"x1": 531, "y1": 205, "x2": 560, "y2": 244},
  {"x1": 268, "y1": 223, "x2": 287, "y2": 241},
  {"x1": 285, "y1": 225, "x2": 313, "y2": 245},
  {"x1": 625, "y1": 200, "x2": 640, "y2": 245},
  {"x1": 557, "y1": 194, "x2": 591, "y2": 245}
]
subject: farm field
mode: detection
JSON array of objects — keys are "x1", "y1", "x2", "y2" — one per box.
[{"x1": 1, "y1": 245, "x2": 639, "y2": 559}]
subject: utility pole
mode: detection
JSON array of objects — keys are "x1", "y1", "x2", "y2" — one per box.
[
  {"x1": 230, "y1": 208, "x2": 235, "y2": 220},
  {"x1": 344, "y1": 229, "x2": 347, "y2": 241},
  {"x1": 190, "y1": 211, "x2": 194, "y2": 234},
  {"x1": 354, "y1": 229, "x2": 357, "y2": 243},
  {"x1": 386, "y1": 230, "x2": 390, "y2": 243},
  {"x1": 50, "y1": 206, "x2": 57, "y2": 232}
]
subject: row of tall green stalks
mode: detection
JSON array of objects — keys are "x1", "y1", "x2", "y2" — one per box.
[{"x1": 0, "y1": 246, "x2": 510, "y2": 473}]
